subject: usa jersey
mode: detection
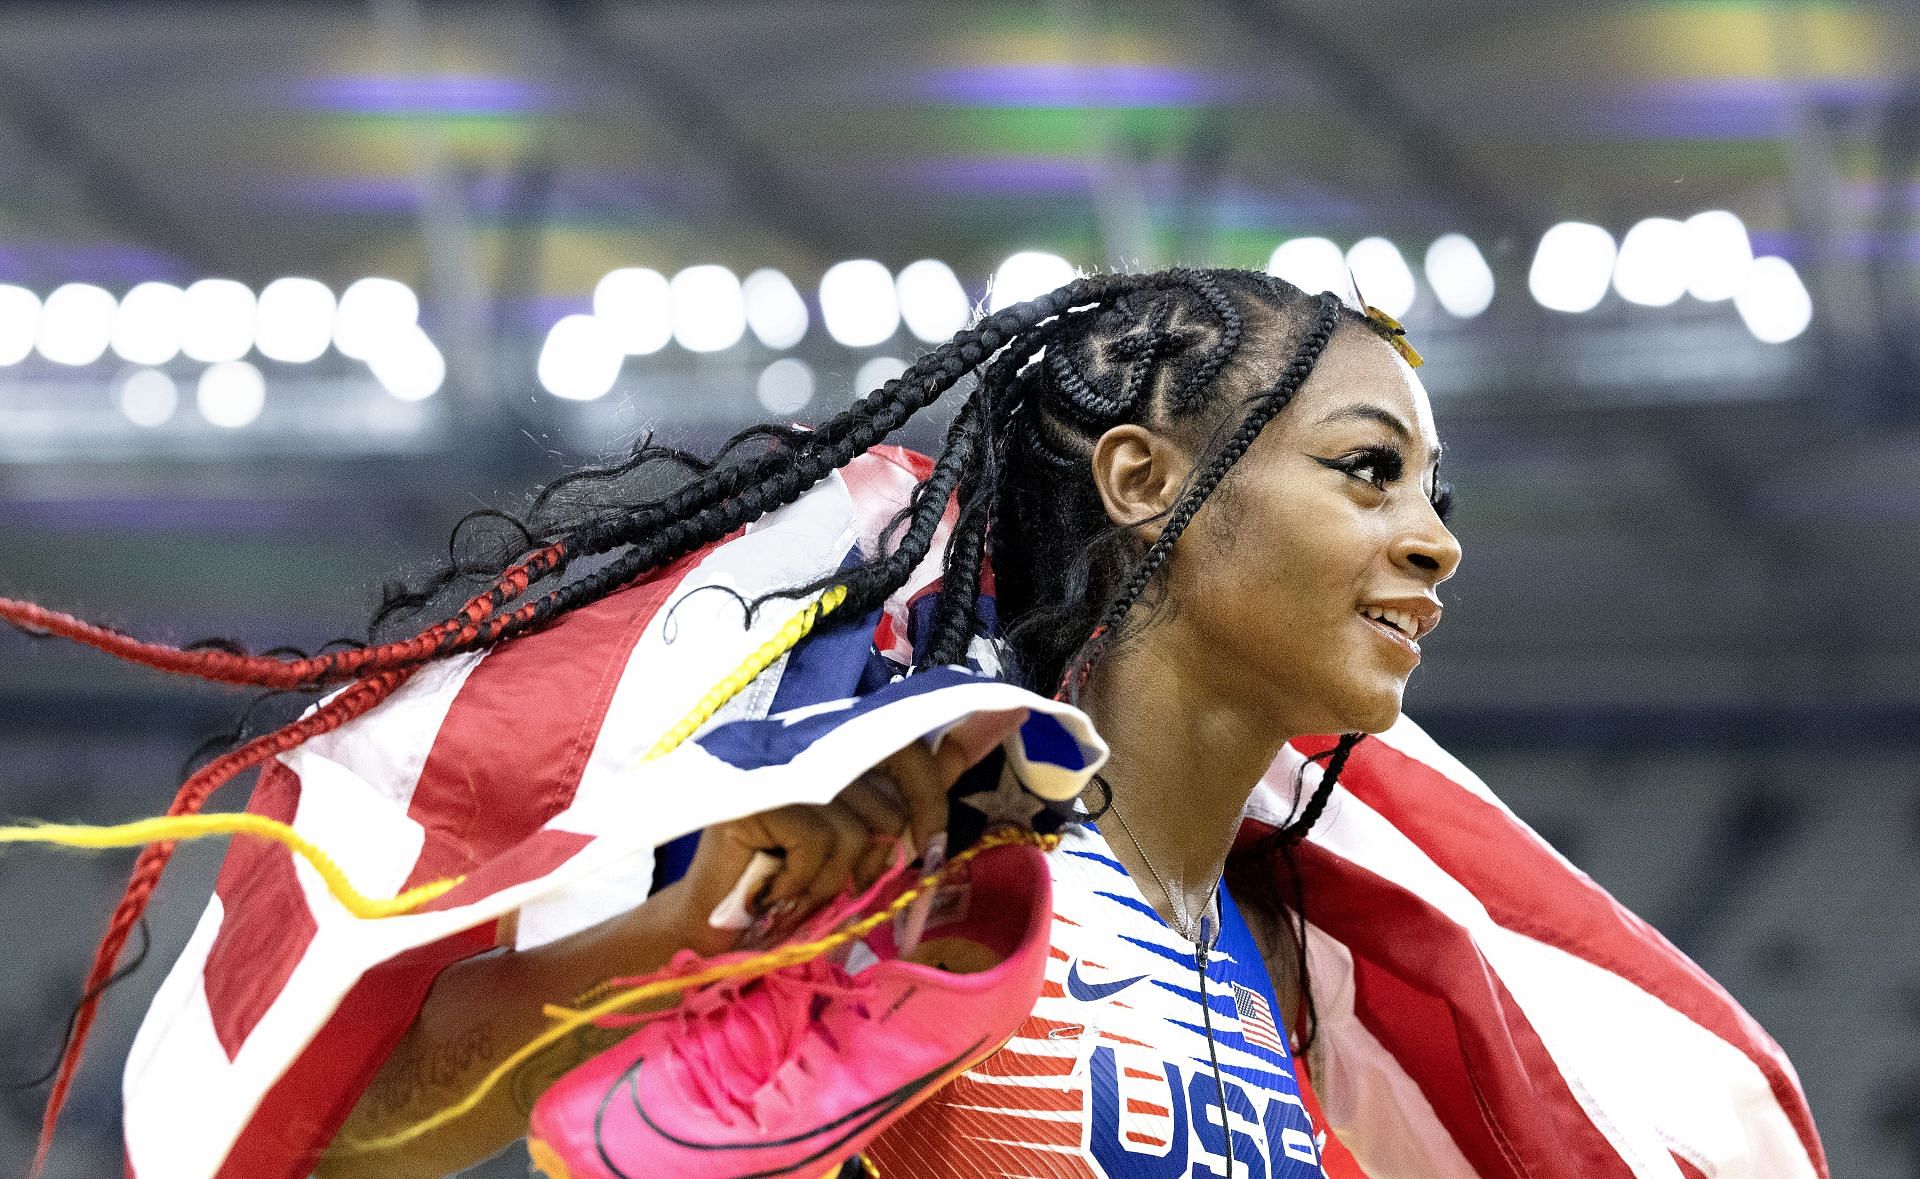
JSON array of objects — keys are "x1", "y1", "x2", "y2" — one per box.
[{"x1": 867, "y1": 823, "x2": 1327, "y2": 1178}]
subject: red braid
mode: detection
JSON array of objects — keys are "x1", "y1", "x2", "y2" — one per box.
[
  {"x1": 27, "y1": 668, "x2": 413, "y2": 1179},
  {"x1": 0, "y1": 542, "x2": 566, "y2": 690}
]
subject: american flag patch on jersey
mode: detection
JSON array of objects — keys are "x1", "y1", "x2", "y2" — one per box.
[{"x1": 1233, "y1": 981, "x2": 1286, "y2": 1053}]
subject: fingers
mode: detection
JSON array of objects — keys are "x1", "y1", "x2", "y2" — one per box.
[{"x1": 756, "y1": 802, "x2": 870, "y2": 917}]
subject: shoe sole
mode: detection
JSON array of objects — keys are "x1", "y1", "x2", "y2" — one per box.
[{"x1": 527, "y1": 1031, "x2": 1014, "y2": 1179}]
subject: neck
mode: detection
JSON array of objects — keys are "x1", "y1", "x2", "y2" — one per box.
[{"x1": 1078, "y1": 630, "x2": 1295, "y2": 931}]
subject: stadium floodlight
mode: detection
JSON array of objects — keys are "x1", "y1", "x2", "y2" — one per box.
[
  {"x1": 1528, "y1": 222, "x2": 1616, "y2": 313},
  {"x1": 0, "y1": 285, "x2": 40, "y2": 365},
  {"x1": 670, "y1": 265, "x2": 747, "y2": 353},
  {"x1": 180, "y1": 279, "x2": 257, "y2": 364},
  {"x1": 743, "y1": 269, "x2": 810, "y2": 351},
  {"x1": 896, "y1": 260, "x2": 971, "y2": 343},
  {"x1": 1733, "y1": 256, "x2": 1813, "y2": 344},
  {"x1": 1346, "y1": 237, "x2": 1416, "y2": 318},
  {"x1": 988, "y1": 251, "x2": 1074, "y2": 313},
  {"x1": 820, "y1": 260, "x2": 900, "y2": 348},
  {"x1": 1682, "y1": 210, "x2": 1754, "y2": 303},
  {"x1": 1267, "y1": 238, "x2": 1348, "y2": 300},
  {"x1": 111, "y1": 282, "x2": 187, "y2": 366},
  {"x1": 197, "y1": 360, "x2": 266, "y2": 428},
  {"x1": 36, "y1": 283, "x2": 117, "y2": 366},
  {"x1": 256, "y1": 277, "x2": 337, "y2": 364},
  {"x1": 757, "y1": 357, "x2": 816, "y2": 415},
  {"x1": 368, "y1": 323, "x2": 446, "y2": 401},
  {"x1": 1612, "y1": 218, "x2": 1689, "y2": 307},
  {"x1": 538, "y1": 314, "x2": 622, "y2": 401},
  {"x1": 854, "y1": 355, "x2": 908, "y2": 395},
  {"x1": 335, "y1": 277, "x2": 421, "y2": 360},
  {"x1": 594, "y1": 268, "x2": 674, "y2": 356},
  {"x1": 118, "y1": 369, "x2": 179, "y2": 428},
  {"x1": 1424, "y1": 234, "x2": 1495, "y2": 319}
]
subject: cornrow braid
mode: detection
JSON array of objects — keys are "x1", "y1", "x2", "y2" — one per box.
[{"x1": 1053, "y1": 292, "x2": 1343, "y2": 701}]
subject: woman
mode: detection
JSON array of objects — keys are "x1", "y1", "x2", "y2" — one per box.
[
  {"x1": 5, "y1": 269, "x2": 1821, "y2": 1179},
  {"x1": 312, "y1": 270, "x2": 1450, "y2": 1178}
]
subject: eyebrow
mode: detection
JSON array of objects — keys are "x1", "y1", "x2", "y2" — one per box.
[{"x1": 1317, "y1": 403, "x2": 1444, "y2": 464}]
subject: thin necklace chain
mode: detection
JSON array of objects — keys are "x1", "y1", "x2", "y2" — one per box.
[{"x1": 1107, "y1": 794, "x2": 1216, "y2": 944}]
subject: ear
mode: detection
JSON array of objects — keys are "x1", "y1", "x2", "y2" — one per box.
[{"x1": 1088, "y1": 424, "x2": 1192, "y2": 541}]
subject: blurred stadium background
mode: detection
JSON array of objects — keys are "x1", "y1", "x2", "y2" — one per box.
[{"x1": 0, "y1": 1, "x2": 1916, "y2": 1175}]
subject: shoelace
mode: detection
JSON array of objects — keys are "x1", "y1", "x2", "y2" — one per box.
[
  {"x1": 669, "y1": 954, "x2": 880, "y2": 1125},
  {"x1": 591, "y1": 852, "x2": 909, "y2": 1126}
]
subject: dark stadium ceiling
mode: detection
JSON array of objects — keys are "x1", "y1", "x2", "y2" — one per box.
[{"x1": 1, "y1": 0, "x2": 1918, "y2": 733}]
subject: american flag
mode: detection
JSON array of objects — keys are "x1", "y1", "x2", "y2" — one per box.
[
  {"x1": 1232, "y1": 982, "x2": 1286, "y2": 1054},
  {"x1": 116, "y1": 445, "x2": 1828, "y2": 1179}
]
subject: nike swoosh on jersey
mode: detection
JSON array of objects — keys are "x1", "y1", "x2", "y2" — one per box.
[{"x1": 1065, "y1": 959, "x2": 1148, "y2": 1003}]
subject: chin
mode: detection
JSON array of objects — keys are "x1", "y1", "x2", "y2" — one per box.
[{"x1": 1337, "y1": 682, "x2": 1406, "y2": 735}]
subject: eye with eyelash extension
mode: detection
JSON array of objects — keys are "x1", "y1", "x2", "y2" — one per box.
[{"x1": 1317, "y1": 446, "x2": 1456, "y2": 523}]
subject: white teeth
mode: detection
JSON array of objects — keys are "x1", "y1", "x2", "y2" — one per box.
[{"x1": 1362, "y1": 606, "x2": 1417, "y2": 639}]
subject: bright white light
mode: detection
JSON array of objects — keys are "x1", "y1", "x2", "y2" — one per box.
[
  {"x1": 854, "y1": 355, "x2": 908, "y2": 395},
  {"x1": 111, "y1": 282, "x2": 186, "y2": 366},
  {"x1": 743, "y1": 269, "x2": 809, "y2": 350},
  {"x1": 988, "y1": 251, "x2": 1074, "y2": 313},
  {"x1": 334, "y1": 277, "x2": 420, "y2": 360},
  {"x1": 1345, "y1": 237, "x2": 1416, "y2": 318},
  {"x1": 256, "y1": 277, "x2": 336, "y2": 363},
  {"x1": 1733, "y1": 256, "x2": 1813, "y2": 343},
  {"x1": 179, "y1": 279, "x2": 256, "y2": 363},
  {"x1": 1528, "y1": 222, "x2": 1617, "y2": 313},
  {"x1": 538, "y1": 314, "x2": 623, "y2": 401},
  {"x1": 670, "y1": 266, "x2": 747, "y2": 353},
  {"x1": 1423, "y1": 234, "x2": 1495, "y2": 319},
  {"x1": 36, "y1": 283, "x2": 117, "y2": 366},
  {"x1": 197, "y1": 360, "x2": 266, "y2": 428},
  {"x1": 819, "y1": 260, "x2": 900, "y2": 348},
  {"x1": 367, "y1": 323, "x2": 446, "y2": 401},
  {"x1": 895, "y1": 259, "x2": 970, "y2": 344},
  {"x1": 1610, "y1": 218, "x2": 1689, "y2": 307},
  {"x1": 757, "y1": 358, "x2": 816, "y2": 415},
  {"x1": 1266, "y1": 237, "x2": 1348, "y2": 299},
  {"x1": 593, "y1": 268, "x2": 673, "y2": 356},
  {"x1": 1682, "y1": 210, "x2": 1754, "y2": 302},
  {"x1": 0, "y1": 285, "x2": 40, "y2": 365},
  {"x1": 118, "y1": 369, "x2": 178, "y2": 428}
]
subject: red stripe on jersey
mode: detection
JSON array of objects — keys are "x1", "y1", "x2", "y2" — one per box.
[
  {"x1": 940, "y1": 1073, "x2": 1085, "y2": 1114},
  {"x1": 204, "y1": 762, "x2": 313, "y2": 1058},
  {"x1": 1126, "y1": 1098, "x2": 1170, "y2": 1116},
  {"x1": 1324, "y1": 737, "x2": 1828, "y2": 1178},
  {"x1": 1673, "y1": 1155, "x2": 1709, "y2": 1179},
  {"x1": 1286, "y1": 835, "x2": 1638, "y2": 1179}
]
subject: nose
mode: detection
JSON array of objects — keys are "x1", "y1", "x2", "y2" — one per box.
[{"x1": 1393, "y1": 503, "x2": 1462, "y2": 584}]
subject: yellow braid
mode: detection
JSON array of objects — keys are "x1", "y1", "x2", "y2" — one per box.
[
  {"x1": 0, "y1": 816, "x2": 460, "y2": 918},
  {"x1": 336, "y1": 827, "x2": 1057, "y2": 1155},
  {"x1": 0, "y1": 583, "x2": 850, "y2": 918}
]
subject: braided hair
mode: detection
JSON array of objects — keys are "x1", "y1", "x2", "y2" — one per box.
[{"x1": 2, "y1": 266, "x2": 1390, "y2": 1167}]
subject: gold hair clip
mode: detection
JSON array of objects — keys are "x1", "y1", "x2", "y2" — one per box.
[
  {"x1": 1364, "y1": 304, "x2": 1424, "y2": 368},
  {"x1": 1348, "y1": 269, "x2": 1425, "y2": 368}
]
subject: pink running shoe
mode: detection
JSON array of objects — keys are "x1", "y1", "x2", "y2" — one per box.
[{"x1": 526, "y1": 837, "x2": 1052, "y2": 1179}]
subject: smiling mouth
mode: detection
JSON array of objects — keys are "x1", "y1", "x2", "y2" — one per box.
[{"x1": 1358, "y1": 609, "x2": 1422, "y2": 657}]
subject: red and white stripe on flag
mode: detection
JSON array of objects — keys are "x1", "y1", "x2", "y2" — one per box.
[{"x1": 1238, "y1": 721, "x2": 1829, "y2": 1179}]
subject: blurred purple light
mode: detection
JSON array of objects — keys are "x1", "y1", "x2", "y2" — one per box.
[
  {"x1": 912, "y1": 63, "x2": 1236, "y2": 108},
  {"x1": 1584, "y1": 78, "x2": 1891, "y2": 140},
  {"x1": 291, "y1": 74, "x2": 556, "y2": 115}
]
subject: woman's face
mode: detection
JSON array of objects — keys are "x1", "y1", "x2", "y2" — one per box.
[{"x1": 1154, "y1": 325, "x2": 1462, "y2": 737}]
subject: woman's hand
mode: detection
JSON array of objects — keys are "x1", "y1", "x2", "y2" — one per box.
[{"x1": 670, "y1": 710, "x2": 1027, "y2": 954}]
